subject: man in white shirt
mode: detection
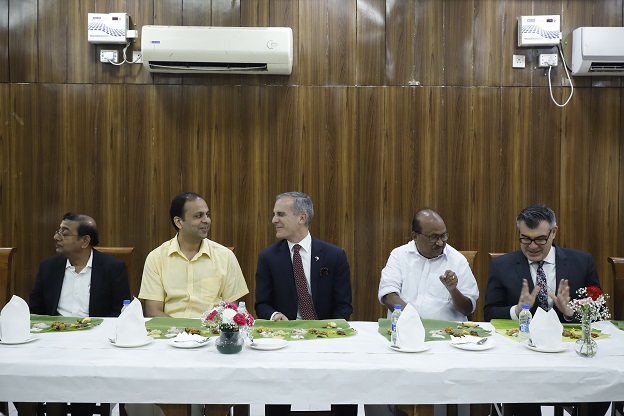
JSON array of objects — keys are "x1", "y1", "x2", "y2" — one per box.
[{"x1": 378, "y1": 208, "x2": 479, "y2": 320}]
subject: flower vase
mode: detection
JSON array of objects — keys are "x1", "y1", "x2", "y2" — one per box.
[
  {"x1": 574, "y1": 313, "x2": 597, "y2": 358},
  {"x1": 215, "y1": 328, "x2": 244, "y2": 354}
]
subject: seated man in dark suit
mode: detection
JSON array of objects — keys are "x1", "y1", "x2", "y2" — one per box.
[
  {"x1": 21, "y1": 212, "x2": 131, "y2": 416},
  {"x1": 255, "y1": 192, "x2": 355, "y2": 416},
  {"x1": 484, "y1": 204, "x2": 609, "y2": 416}
]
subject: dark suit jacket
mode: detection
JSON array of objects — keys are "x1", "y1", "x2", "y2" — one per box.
[
  {"x1": 29, "y1": 249, "x2": 131, "y2": 317},
  {"x1": 484, "y1": 246, "x2": 601, "y2": 322},
  {"x1": 254, "y1": 237, "x2": 353, "y2": 320}
]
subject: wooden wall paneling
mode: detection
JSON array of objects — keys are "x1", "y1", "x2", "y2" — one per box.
[
  {"x1": 355, "y1": 0, "x2": 385, "y2": 86},
  {"x1": 382, "y1": 87, "x2": 419, "y2": 251},
  {"x1": 0, "y1": 85, "x2": 10, "y2": 246},
  {"x1": 267, "y1": 0, "x2": 299, "y2": 86},
  {"x1": 151, "y1": 0, "x2": 183, "y2": 85},
  {"x1": 384, "y1": 0, "x2": 415, "y2": 86},
  {"x1": 327, "y1": 0, "x2": 356, "y2": 86},
  {"x1": 8, "y1": 0, "x2": 37, "y2": 83},
  {"x1": 0, "y1": 0, "x2": 9, "y2": 81},
  {"x1": 473, "y1": 0, "x2": 504, "y2": 86},
  {"x1": 124, "y1": 84, "x2": 156, "y2": 295},
  {"x1": 413, "y1": 1, "x2": 444, "y2": 86},
  {"x1": 501, "y1": 0, "x2": 532, "y2": 87},
  {"x1": 499, "y1": 87, "x2": 531, "y2": 251},
  {"x1": 353, "y1": 87, "x2": 385, "y2": 321},
  {"x1": 471, "y1": 88, "x2": 502, "y2": 322},
  {"x1": 444, "y1": 0, "x2": 475, "y2": 86},
  {"x1": 125, "y1": 0, "x2": 155, "y2": 85},
  {"x1": 439, "y1": 88, "x2": 475, "y2": 251},
  {"x1": 298, "y1": 0, "x2": 328, "y2": 86},
  {"x1": 37, "y1": 0, "x2": 68, "y2": 83},
  {"x1": 67, "y1": 1, "x2": 96, "y2": 84}
]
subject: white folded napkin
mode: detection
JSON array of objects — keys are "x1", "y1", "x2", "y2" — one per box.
[
  {"x1": 529, "y1": 307, "x2": 563, "y2": 349},
  {"x1": 114, "y1": 298, "x2": 148, "y2": 344},
  {"x1": 395, "y1": 304, "x2": 426, "y2": 349},
  {"x1": 0, "y1": 295, "x2": 31, "y2": 342}
]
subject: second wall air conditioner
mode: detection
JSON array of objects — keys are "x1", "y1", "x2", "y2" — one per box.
[
  {"x1": 141, "y1": 26, "x2": 293, "y2": 75},
  {"x1": 571, "y1": 27, "x2": 624, "y2": 76}
]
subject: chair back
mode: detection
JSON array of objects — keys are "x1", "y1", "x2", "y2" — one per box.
[
  {"x1": 608, "y1": 257, "x2": 624, "y2": 320},
  {"x1": 0, "y1": 247, "x2": 17, "y2": 306},
  {"x1": 459, "y1": 250, "x2": 477, "y2": 270},
  {"x1": 96, "y1": 247, "x2": 136, "y2": 297},
  {"x1": 489, "y1": 252, "x2": 506, "y2": 260}
]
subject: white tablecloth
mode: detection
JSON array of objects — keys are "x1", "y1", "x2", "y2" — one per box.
[{"x1": 1, "y1": 320, "x2": 623, "y2": 404}]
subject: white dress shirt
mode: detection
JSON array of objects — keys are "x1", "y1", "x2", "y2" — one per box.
[
  {"x1": 287, "y1": 233, "x2": 313, "y2": 320},
  {"x1": 57, "y1": 250, "x2": 93, "y2": 317},
  {"x1": 378, "y1": 241, "x2": 479, "y2": 322},
  {"x1": 509, "y1": 246, "x2": 556, "y2": 319}
]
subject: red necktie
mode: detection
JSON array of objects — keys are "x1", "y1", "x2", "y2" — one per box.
[
  {"x1": 293, "y1": 244, "x2": 316, "y2": 320},
  {"x1": 536, "y1": 261, "x2": 549, "y2": 311}
]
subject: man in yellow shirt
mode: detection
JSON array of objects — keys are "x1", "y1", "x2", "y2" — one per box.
[{"x1": 139, "y1": 192, "x2": 248, "y2": 318}]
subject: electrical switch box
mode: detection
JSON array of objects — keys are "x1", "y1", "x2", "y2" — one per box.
[
  {"x1": 518, "y1": 15, "x2": 562, "y2": 47},
  {"x1": 88, "y1": 13, "x2": 129, "y2": 44}
]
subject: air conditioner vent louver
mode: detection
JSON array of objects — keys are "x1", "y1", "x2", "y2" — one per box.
[{"x1": 589, "y1": 62, "x2": 624, "y2": 72}]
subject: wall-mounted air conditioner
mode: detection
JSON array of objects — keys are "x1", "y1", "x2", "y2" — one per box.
[
  {"x1": 571, "y1": 27, "x2": 624, "y2": 76},
  {"x1": 141, "y1": 26, "x2": 293, "y2": 75}
]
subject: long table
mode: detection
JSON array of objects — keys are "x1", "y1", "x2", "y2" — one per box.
[{"x1": 1, "y1": 320, "x2": 624, "y2": 405}]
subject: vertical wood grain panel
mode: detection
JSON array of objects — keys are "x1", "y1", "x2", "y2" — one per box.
[
  {"x1": 327, "y1": 0, "x2": 356, "y2": 85},
  {"x1": 298, "y1": 0, "x2": 328, "y2": 85},
  {"x1": 413, "y1": 0, "x2": 444, "y2": 86},
  {"x1": 67, "y1": 1, "x2": 96, "y2": 84},
  {"x1": 183, "y1": 0, "x2": 212, "y2": 25},
  {"x1": 38, "y1": 0, "x2": 67, "y2": 83},
  {"x1": 9, "y1": 0, "x2": 37, "y2": 82},
  {"x1": 0, "y1": 0, "x2": 9, "y2": 81},
  {"x1": 384, "y1": 0, "x2": 414, "y2": 86},
  {"x1": 353, "y1": 88, "x2": 385, "y2": 320},
  {"x1": 474, "y1": 0, "x2": 503, "y2": 86},
  {"x1": 0, "y1": 85, "x2": 10, "y2": 246},
  {"x1": 356, "y1": 0, "x2": 385, "y2": 86},
  {"x1": 445, "y1": 0, "x2": 474, "y2": 86}
]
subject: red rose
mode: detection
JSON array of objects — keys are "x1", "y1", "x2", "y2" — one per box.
[
  {"x1": 224, "y1": 302, "x2": 238, "y2": 311},
  {"x1": 233, "y1": 313, "x2": 247, "y2": 326},
  {"x1": 207, "y1": 310, "x2": 218, "y2": 321},
  {"x1": 586, "y1": 286, "x2": 602, "y2": 301}
]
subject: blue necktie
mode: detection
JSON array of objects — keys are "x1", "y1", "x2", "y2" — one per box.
[{"x1": 536, "y1": 261, "x2": 549, "y2": 311}]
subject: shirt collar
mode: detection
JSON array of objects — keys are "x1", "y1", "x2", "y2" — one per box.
[
  {"x1": 408, "y1": 239, "x2": 446, "y2": 261},
  {"x1": 65, "y1": 249, "x2": 94, "y2": 270},
  {"x1": 287, "y1": 232, "x2": 312, "y2": 254},
  {"x1": 528, "y1": 245, "x2": 556, "y2": 266},
  {"x1": 168, "y1": 234, "x2": 212, "y2": 259}
]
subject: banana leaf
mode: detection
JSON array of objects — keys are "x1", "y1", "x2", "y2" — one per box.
[
  {"x1": 30, "y1": 314, "x2": 104, "y2": 333},
  {"x1": 145, "y1": 317, "x2": 213, "y2": 338},
  {"x1": 611, "y1": 320, "x2": 624, "y2": 331},
  {"x1": 490, "y1": 318, "x2": 610, "y2": 342},
  {"x1": 378, "y1": 318, "x2": 491, "y2": 342},
  {"x1": 252, "y1": 319, "x2": 356, "y2": 341}
]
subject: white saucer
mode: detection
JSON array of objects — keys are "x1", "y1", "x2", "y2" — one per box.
[
  {"x1": 249, "y1": 338, "x2": 288, "y2": 351},
  {"x1": 0, "y1": 335, "x2": 39, "y2": 345},
  {"x1": 170, "y1": 338, "x2": 211, "y2": 349},
  {"x1": 451, "y1": 341, "x2": 494, "y2": 351},
  {"x1": 109, "y1": 337, "x2": 154, "y2": 348},
  {"x1": 525, "y1": 343, "x2": 567, "y2": 353},
  {"x1": 389, "y1": 344, "x2": 431, "y2": 353}
]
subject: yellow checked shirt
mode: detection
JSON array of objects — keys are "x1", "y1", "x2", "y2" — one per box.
[{"x1": 139, "y1": 236, "x2": 249, "y2": 318}]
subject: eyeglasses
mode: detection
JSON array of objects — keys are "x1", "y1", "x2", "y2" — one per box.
[
  {"x1": 54, "y1": 229, "x2": 81, "y2": 239},
  {"x1": 519, "y1": 229, "x2": 552, "y2": 246},
  {"x1": 416, "y1": 232, "x2": 449, "y2": 243}
]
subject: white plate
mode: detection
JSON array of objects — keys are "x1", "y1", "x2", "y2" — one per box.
[
  {"x1": 389, "y1": 344, "x2": 431, "y2": 353},
  {"x1": 249, "y1": 339, "x2": 288, "y2": 351},
  {"x1": 109, "y1": 337, "x2": 154, "y2": 348},
  {"x1": 0, "y1": 335, "x2": 39, "y2": 345},
  {"x1": 169, "y1": 338, "x2": 211, "y2": 349},
  {"x1": 451, "y1": 341, "x2": 494, "y2": 351},
  {"x1": 525, "y1": 343, "x2": 567, "y2": 353}
]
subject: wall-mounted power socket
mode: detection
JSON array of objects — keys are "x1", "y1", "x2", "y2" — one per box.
[
  {"x1": 100, "y1": 50, "x2": 119, "y2": 64},
  {"x1": 132, "y1": 51, "x2": 142, "y2": 64},
  {"x1": 539, "y1": 54, "x2": 558, "y2": 68},
  {"x1": 512, "y1": 54, "x2": 526, "y2": 68}
]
